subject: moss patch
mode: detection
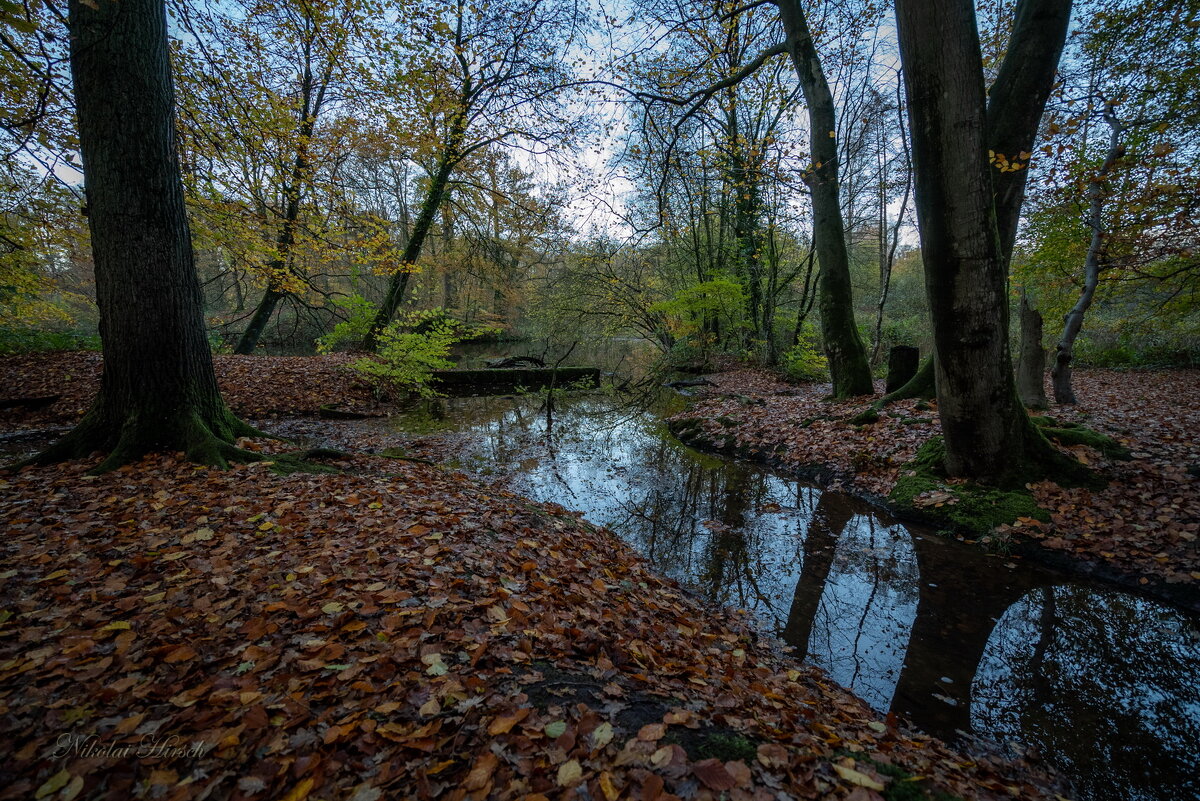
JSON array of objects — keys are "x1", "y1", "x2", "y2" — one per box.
[
  {"x1": 693, "y1": 731, "x2": 758, "y2": 762},
  {"x1": 889, "y1": 438, "x2": 1050, "y2": 535},
  {"x1": 1032, "y1": 417, "x2": 1132, "y2": 460}
]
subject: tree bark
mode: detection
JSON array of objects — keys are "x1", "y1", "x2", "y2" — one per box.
[
  {"x1": 777, "y1": 1, "x2": 873, "y2": 398},
  {"x1": 1017, "y1": 291, "x2": 1049, "y2": 410},
  {"x1": 894, "y1": 0, "x2": 1075, "y2": 484},
  {"x1": 28, "y1": 0, "x2": 258, "y2": 472},
  {"x1": 1052, "y1": 104, "x2": 1125, "y2": 404}
]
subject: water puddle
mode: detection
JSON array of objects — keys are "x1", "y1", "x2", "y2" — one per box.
[{"x1": 387, "y1": 391, "x2": 1200, "y2": 801}]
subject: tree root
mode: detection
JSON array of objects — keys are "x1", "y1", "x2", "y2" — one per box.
[
  {"x1": 8, "y1": 404, "x2": 273, "y2": 475},
  {"x1": 848, "y1": 356, "x2": 935, "y2": 424}
]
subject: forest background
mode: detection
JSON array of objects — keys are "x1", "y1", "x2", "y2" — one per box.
[{"x1": 1, "y1": 0, "x2": 1197, "y2": 385}]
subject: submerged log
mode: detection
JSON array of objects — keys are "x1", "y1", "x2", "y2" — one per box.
[
  {"x1": 665, "y1": 378, "x2": 716, "y2": 389},
  {"x1": 485, "y1": 355, "x2": 546, "y2": 369},
  {"x1": 0, "y1": 396, "x2": 60, "y2": 411},
  {"x1": 318, "y1": 404, "x2": 381, "y2": 420}
]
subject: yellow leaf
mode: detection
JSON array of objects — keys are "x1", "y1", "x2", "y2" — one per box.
[
  {"x1": 419, "y1": 698, "x2": 440, "y2": 716},
  {"x1": 599, "y1": 770, "x2": 619, "y2": 800},
  {"x1": 100, "y1": 621, "x2": 131, "y2": 632},
  {"x1": 40, "y1": 569, "x2": 69, "y2": 582},
  {"x1": 591, "y1": 721, "x2": 614, "y2": 748},
  {"x1": 280, "y1": 778, "x2": 314, "y2": 801},
  {"x1": 322, "y1": 602, "x2": 344, "y2": 614},
  {"x1": 35, "y1": 770, "x2": 71, "y2": 799},
  {"x1": 62, "y1": 775, "x2": 85, "y2": 801},
  {"x1": 182, "y1": 527, "x2": 214, "y2": 544},
  {"x1": 833, "y1": 763, "x2": 885, "y2": 791},
  {"x1": 557, "y1": 759, "x2": 583, "y2": 786}
]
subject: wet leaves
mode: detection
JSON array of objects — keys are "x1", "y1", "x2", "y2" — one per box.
[{"x1": 0, "y1": 443, "x2": 1068, "y2": 801}]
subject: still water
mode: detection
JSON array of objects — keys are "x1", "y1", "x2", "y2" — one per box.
[{"x1": 389, "y1": 390, "x2": 1200, "y2": 801}]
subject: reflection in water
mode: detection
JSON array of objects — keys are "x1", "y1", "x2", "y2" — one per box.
[
  {"x1": 389, "y1": 393, "x2": 1200, "y2": 801},
  {"x1": 974, "y1": 586, "x2": 1200, "y2": 801},
  {"x1": 804, "y1": 511, "x2": 918, "y2": 711}
]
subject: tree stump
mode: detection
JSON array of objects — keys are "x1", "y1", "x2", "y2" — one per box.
[
  {"x1": 1017, "y1": 294, "x2": 1049, "y2": 410},
  {"x1": 885, "y1": 346, "x2": 920, "y2": 393}
]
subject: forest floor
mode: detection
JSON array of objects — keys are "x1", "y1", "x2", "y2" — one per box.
[
  {"x1": 0, "y1": 353, "x2": 1073, "y2": 801},
  {"x1": 668, "y1": 368, "x2": 1200, "y2": 604}
]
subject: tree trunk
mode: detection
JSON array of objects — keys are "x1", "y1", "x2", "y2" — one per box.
[
  {"x1": 1052, "y1": 104, "x2": 1125, "y2": 404},
  {"x1": 235, "y1": 288, "x2": 287, "y2": 355},
  {"x1": 31, "y1": 0, "x2": 258, "y2": 472},
  {"x1": 777, "y1": 1, "x2": 873, "y2": 398},
  {"x1": 894, "y1": 0, "x2": 1075, "y2": 485},
  {"x1": 1017, "y1": 291, "x2": 1049, "y2": 410},
  {"x1": 233, "y1": 43, "x2": 330, "y2": 355},
  {"x1": 364, "y1": 156, "x2": 456, "y2": 349},
  {"x1": 365, "y1": 106, "x2": 467, "y2": 349}
]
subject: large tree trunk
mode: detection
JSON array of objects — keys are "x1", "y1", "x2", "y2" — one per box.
[
  {"x1": 30, "y1": 0, "x2": 258, "y2": 472},
  {"x1": 1052, "y1": 104, "x2": 1125, "y2": 404},
  {"x1": 777, "y1": 1, "x2": 873, "y2": 398},
  {"x1": 894, "y1": 0, "x2": 1074, "y2": 484},
  {"x1": 1017, "y1": 291, "x2": 1049, "y2": 410}
]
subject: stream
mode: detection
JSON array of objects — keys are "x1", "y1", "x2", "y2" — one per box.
[{"x1": 386, "y1": 363, "x2": 1200, "y2": 801}]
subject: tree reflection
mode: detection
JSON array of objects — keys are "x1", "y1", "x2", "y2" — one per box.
[
  {"x1": 392, "y1": 391, "x2": 1200, "y2": 801},
  {"x1": 973, "y1": 586, "x2": 1200, "y2": 801}
]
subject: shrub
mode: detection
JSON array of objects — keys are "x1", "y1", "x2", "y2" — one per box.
[
  {"x1": 0, "y1": 328, "x2": 101, "y2": 355},
  {"x1": 349, "y1": 309, "x2": 482, "y2": 398},
  {"x1": 780, "y1": 324, "x2": 828, "y2": 382},
  {"x1": 316, "y1": 294, "x2": 378, "y2": 354}
]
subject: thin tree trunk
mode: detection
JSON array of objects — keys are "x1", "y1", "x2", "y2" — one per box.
[
  {"x1": 32, "y1": 0, "x2": 258, "y2": 472},
  {"x1": 1052, "y1": 104, "x2": 1125, "y2": 404},
  {"x1": 791, "y1": 246, "x2": 818, "y2": 346},
  {"x1": 234, "y1": 39, "x2": 331, "y2": 354},
  {"x1": 777, "y1": 0, "x2": 873, "y2": 397},
  {"x1": 364, "y1": 144, "x2": 461, "y2": 349},
  {"x1": 871, "y1": 83, "x2": 912, "y2": 363}
]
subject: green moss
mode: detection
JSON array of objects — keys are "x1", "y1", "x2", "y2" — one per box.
[
  {"x1": 694, "y1": 731, "x2": 757, "y2": 762},
  {"x1": 849, "y1": 407, "x2": 881, "y2": 425},
  {"x1": 834, "y1": 752, "x2": 964, "y2": 801},
  {"x1": 664, "y1": 729, "x2": 758, "y2": 762},
  {"x1": 267, "y1": 456, "x2": 340, "y2": 476},
  {"x1": 1039, "y1": 425, "x2": 1132, "y2": 460},
  {"x1": 889, "y1": 438, "x2": 1050, "y2": 535}
]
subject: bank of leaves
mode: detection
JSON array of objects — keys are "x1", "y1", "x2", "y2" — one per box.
[
  {"x1": 672, "y1": 369, "x2": 1200, "y2": 590},
  {"x1": 0, "y1": 445, "x2": 1065, "y2": 801}
]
